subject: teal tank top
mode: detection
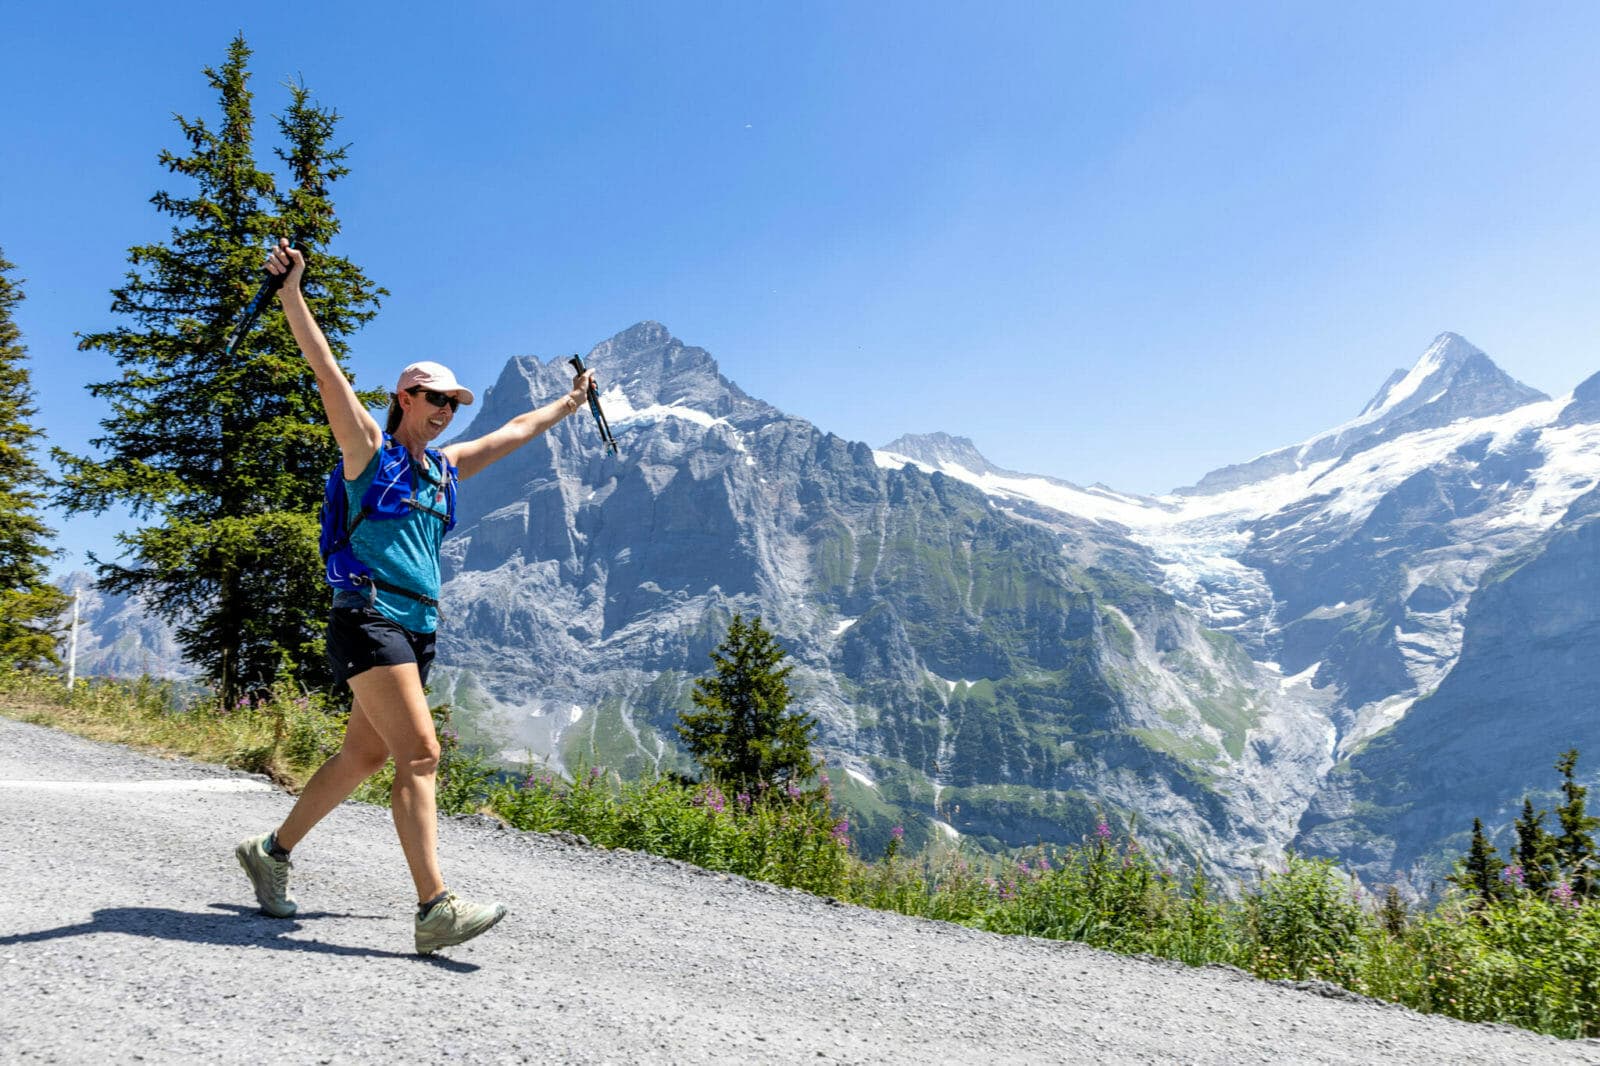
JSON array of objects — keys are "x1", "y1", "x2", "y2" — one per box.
[{"x1": 331, "y1": 446, "x2": 449, "y2": 633}]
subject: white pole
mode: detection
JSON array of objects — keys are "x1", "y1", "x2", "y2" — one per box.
[{"x1": 65, "y1": 589, "x2": 80, "y2": 691}]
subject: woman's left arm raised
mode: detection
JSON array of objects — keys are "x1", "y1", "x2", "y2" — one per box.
[{"x1": 443, "y1": 368, "x2": 594, "y2": 480}]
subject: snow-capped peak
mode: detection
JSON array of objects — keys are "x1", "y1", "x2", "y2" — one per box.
[
  {"x1": 1179, "y1": 333, "x2": 1547, "y2": 497},
  {"x1": 1356, "y1": 332, "x2": 1483, "y2": 421}
]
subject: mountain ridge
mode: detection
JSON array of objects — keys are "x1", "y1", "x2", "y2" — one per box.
[{"x1": 59, "y1": 323, "x2": 1600, "y2": 887}]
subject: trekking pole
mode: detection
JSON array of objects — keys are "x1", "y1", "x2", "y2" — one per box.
[
  {"x1": 568, "y1": 354, "x2": 619, "y2": 455},
  {"x1": 222, "y1": 238, "x2": 295, "y2": 359}
]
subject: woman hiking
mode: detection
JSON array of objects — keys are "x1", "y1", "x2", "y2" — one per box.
[{"x1": 236, "y1": 238, "x2": 594, "y2": 954}]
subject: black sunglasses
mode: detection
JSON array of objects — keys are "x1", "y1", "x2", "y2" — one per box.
[{"x1": 407, "y1": 387, "x2": 460, "y2": 412}]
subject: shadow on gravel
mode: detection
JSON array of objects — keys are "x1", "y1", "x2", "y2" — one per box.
[{"x1": 0, "y1": 903, "x2": 479, "y2": 972}]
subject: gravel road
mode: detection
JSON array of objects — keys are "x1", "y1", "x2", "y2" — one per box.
[{"x1": 2, "y1": 714, "x2": 1596, "y2": 1065}]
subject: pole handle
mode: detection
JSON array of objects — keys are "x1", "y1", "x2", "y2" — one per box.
[
  {"x1": 223, "y1": 237, "x2": 297, "y2": 359},
  {"x1": 568, "y1": 355, "x2": 619, "y2": 455}
]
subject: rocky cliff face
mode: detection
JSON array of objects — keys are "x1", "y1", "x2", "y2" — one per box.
[
  {"x1": 430, "y1": 324, "x2": 1337, "y2": 874},
  {"x1": 54, "y1": 572, "x2": 189, "y2": 681},
  {"x1": 1296, "y1": 482, "x2": 1600, "y2": 886}
]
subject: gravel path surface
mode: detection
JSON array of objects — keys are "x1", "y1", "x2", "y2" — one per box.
[{"x1": 2, "y1": 714, "x2": 1596, "y2": 1065}]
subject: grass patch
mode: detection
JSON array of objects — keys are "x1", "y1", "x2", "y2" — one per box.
[
  {"x1": 0, "y1": 670, "x2": 338, "y2": 788},
  {"x1": 1132, "y1": 726, "x2": 1223, "y2": 765}
]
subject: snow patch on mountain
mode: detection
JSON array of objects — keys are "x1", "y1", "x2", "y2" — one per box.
[
  {"x1": 1339, "y1": 696, "x2": 1416, "y2": 759},
  {"x1": 1487, "y1": 414, "x2": 1600, "y2": 531},
  {"x1": 875, "y1": 443, "x2": 1337, "y2": 532},
  {"x1": 1309, "y1": 397, "x2": 1582, "y2": 524},
  {"x1": 929, "y1": 673, "x2": 985, "y2": 693},
  {"x1": 845, "y1": 768, "x2": 876, "y2": 789},
  {"x1": 1275, "y1": 662, "x2": 1322, "y2": 693},
  {"x1": 873, "y1": 450, "x2": 1163, "y2": 527},
  {"x1": 602, "y1": 385, "x2": 737, "y2": 436}
]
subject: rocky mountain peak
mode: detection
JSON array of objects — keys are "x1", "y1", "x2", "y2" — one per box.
[
  {"x1": 1181, "y1": 333, "x2": 1547, "y2": 495},
  {"x1": 579, "y1": 321, "x2": 779, "y2": 428},
  {"x1": 1557, "y1": 368, "x2": 1600, "y2": 427},
  {"x1": 1573, "y1": 369, "x2": 1600, "y2": 404},
  {"x1": 606, "y1": 320, "x2": 675, "y2": 353},
  {"x1": 879, "y1": 432, "x2": 1000, "y2": 475},
  {"x1": 1356, "y1": 332, "x2": 1544, "y2": 424},
  {"x1": 458, "y1": 323, "x2": 782, "y2": 444},
  {"x1": 1357, "y1": 332, "x2": 1474, "y2": 416}
]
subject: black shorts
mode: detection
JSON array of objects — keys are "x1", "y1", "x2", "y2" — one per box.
[{"x1": 326, "y1": 605, "x2": 437, "y2": 689}]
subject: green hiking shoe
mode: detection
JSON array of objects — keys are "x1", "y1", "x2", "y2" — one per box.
[
  {"x1": 415, "y1": 892, "x2": 507, "y2": 955},
  {"x1": 235, "y1": 832, "x2": 297, "y2": 918}
]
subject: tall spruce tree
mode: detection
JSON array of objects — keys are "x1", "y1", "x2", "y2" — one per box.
[
  {"x1": 0, "y1": 250, "x2": 69, "y2": 668},
  {"x1": 1514, "y1": 796, "x2": 1558, "y2": 895},
  {"x1": 56, "y1": 37, "x2": 384, "y2": 703},
  {"x1": 1553, "y1": 749, "x2": 1600, "y2": 897},
  {"x1": 1448, "y1": 818, "x2": 1507, "y2": 905},
  {"x1": 677, "y1": 614, "x2": 820, "y2": 790}
]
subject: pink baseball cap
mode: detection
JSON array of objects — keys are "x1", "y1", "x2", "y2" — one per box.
[{"x1": 396, "y1": 361, "x2": 475, "y2": 405}]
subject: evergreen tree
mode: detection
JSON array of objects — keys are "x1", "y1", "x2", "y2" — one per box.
[
  {"x1": 1378, "y1": 885, "x2": 1408, "y2": 937},
  {"x1": 1447, "y1": 818, "x2": 1507, "y2": 905},
  {"x1": 55, "y1": 36, "x2": 384, "y2": 703},
  {"x1": 1553, "y1": 749, "x2": 1600, "y2": 897},
  {"x1": 677, "y1": 614, "x2": 819, "y2": 790},
  {"x1": 1513, "y1": 796, "x2": 1558, "y2": 895},
  {"x1": 0, "y1": 250, "x2": 69, "y2": 667}
]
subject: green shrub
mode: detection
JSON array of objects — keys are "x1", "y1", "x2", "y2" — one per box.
[
  {"x1": 1244, "y1": 856, "x2": 1364, "y2": 983},
  {"x1": 1404, "y1": 894, "x2": 1600, "y2": 1037},
  {"x1": 485, "y1": 768, "x2": 851, "y2": 896}
]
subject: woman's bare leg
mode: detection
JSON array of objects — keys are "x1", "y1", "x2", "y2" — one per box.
[
  {"x1": 273, "y1": 695, "x2": 391, "y2": 852},
  {"x1": 341, "y1": 664, "x2": 445, "y2": 903}
]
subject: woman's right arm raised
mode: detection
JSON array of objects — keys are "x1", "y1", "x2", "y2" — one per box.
[{"x1": 267, "y1": 238, "x2": 381, "y2": 473}]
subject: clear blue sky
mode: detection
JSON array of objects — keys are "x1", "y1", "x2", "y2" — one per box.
[{"x1": 7, "y1": 3, "x2": 1600, "y2": 571}]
